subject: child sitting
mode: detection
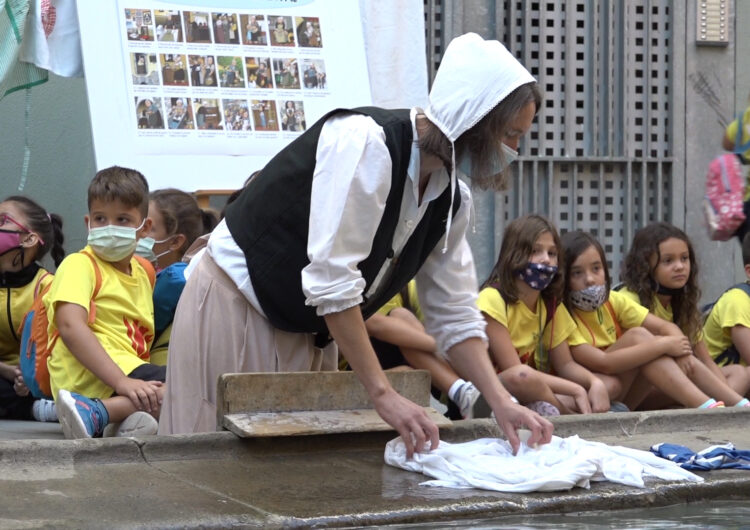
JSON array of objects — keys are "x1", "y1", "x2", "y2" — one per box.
[
  {"x1": 702, "y1": 232, "x2": 750, "y2": 386},
  {"x1": 562, "y1": 229, "x2": 739, "y2": 410},
  {"x1": 620, "y1": 222, "x2": 750, "y2": 406},
  {"x1": 136, "y1": 188, "x2": 218, "y2": 365},
  {"x1": 0, "y1": 196, "x2": 64, "y2": 422},
  {"x1": 478, "y1": 215, "x2": 611, "y2": 416},
  {"x1": 46, "y1": 166, "x2": 166, "y2": 439},
  {"x1": 365, "y1": 280, "x2": 490, "y2": 419}
]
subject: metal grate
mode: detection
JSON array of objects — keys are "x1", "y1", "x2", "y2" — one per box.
[{"x1": 423, "y1": 0, "x2": 675, "y2": 282}]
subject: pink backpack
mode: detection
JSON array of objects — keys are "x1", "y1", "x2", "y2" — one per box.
[{"x1": 703, "y1": 153, "x2": 746, "y2": 240}]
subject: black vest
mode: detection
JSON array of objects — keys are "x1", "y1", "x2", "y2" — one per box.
[{"x1": 225, "y1": 107, "x2": 460, "y2": 334}]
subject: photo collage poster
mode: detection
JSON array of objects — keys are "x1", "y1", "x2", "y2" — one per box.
[{"x1": 78, "y1": 1, "x2": 371, "y2": 189}]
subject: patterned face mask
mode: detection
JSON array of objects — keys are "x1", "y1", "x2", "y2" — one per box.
[
  {"x1": 570, "y1": 284, "x2": 608, "y2": 311},
  {"x1": 516, "y1": 262, "x2": 558, "y2": 291}
]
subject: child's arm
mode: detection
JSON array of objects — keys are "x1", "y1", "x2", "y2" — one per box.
[
  {"x1": 730, "y1": 325, "x2": 750, "y2": 364},
  {"x1": 694, "y1": 339, "x2": 730, "y2": 383},
  {"x1": 483, "y1": 315, "x2": 524, "y2": 370},
  {"x1": 535, "y1": 371, "x2": 591, "y2": 413},
  {"x1": 55, "y1": 302, "x2": 161, "y2": 412},
  {"x1": 550, "y1": 343, "x2": 610, "y2": 412},
  {"x1": 365, "y1": 313, "x2": 436, "y2": 353},
  {"x1": 570, "y1": 334, "x2": 692, "y2": 374},
  {"x1": 0, "y1": 361, "x2": 15, "y2": 382},
  {"x1": 641, "y1": 313, "x2": 684, "y2": 337}
]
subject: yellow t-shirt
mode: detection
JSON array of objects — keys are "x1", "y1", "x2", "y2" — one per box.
[
  {"x1": 45, "y1": 247, "x2": 155, "y2": 400},
  {"x1": 0, "y1": 267, "x2": 53, "y2": 365},
  {"x1": 568, "y1": 290, "x2": 648, "y2": 349},
  {"x1": 376, "y1": 280, "x2": 423, "y2": 321},
  {"x1": 702, "y1": 286, "x2": 750, "y2": 366},
  {"x1": 618, "y1": 287, "x2": 704, "y2": 342},
  {"x1": 477, "y1": 287, "x2": 577, "y2": 372},
  {"x1": 725, "y1": 108, "x2": 750, "y2": 199}
]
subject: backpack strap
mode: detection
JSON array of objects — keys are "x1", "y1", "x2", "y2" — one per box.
[
  {"x1": 134, "y1": 255, "x2": 156, "y2": 288},
  {"x1": 603, "y1": 300, "x2": 622, "y2": 339},
  {"x1": 79, "y1": 250, "x2": 103, "y2": 325},
  {"x1": 32, "y1": 271, "x2": 52, "y2": 298}
]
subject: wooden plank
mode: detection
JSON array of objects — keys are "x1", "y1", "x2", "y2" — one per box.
[{"x1": 224, "y1": 408, "x2": 452, "y2": 438}]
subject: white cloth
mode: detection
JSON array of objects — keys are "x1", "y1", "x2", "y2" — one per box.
[
  {"x1": 209, "y1": 109, "x2": 487, "y2": 353},
  {"x1": 358, "y1": 0, "x2": 428, "y2": 109},
  {"x1": 384, "y1": 436, "x2": 703, "y2": 493},
  {"x1": 20, "y1": 0, "x2": 83, "y2": 77}
]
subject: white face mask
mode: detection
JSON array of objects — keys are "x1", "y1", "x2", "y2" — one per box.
[
  {"x1": 134, "y1": 236, "x2": 173, "y2": 264},
  {"x1": 570, "y1": 284, "x2": 608, "y2": 312},
  {"x1": 87, "y1": 219, "x2": 145, "y2": 263},
  {"x1": 457, "y1": 142, "x2": 518, "y2": 177}
]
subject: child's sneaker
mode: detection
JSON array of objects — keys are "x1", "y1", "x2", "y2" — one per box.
[
  {"x1": 453, "y1": 382, "x2": 492, "y2": 419},
  {"x1": 32, "y1": 398, "x2": 58, "y2": 422},
  {"x1": 102, "y1": 411, "x2": 158, "y2": 438},
  {"x1": 57, "y1": 389, "x2": 109, "y2": 439},
  {"x1": 526, "y1": 400, "x2": 560, "y2": 417}
]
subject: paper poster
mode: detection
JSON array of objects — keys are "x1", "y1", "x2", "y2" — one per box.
[{"x1": 78, "y1": 0, "x2": 371, "y2": 190}]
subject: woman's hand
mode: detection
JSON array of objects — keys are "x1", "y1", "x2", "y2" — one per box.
[
  {"x1": 373, "y1": 387, "x2": 439, "y2": 459},
  {"x1": 492, "y1": 399, "x2": 554, "y2": 454}
]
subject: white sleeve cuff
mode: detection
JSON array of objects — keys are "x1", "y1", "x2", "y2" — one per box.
[
  {"x1": 314, "y1": 295, "x2": 364, "y2": 317},
  {"x1": 437, "y1": 326, "x2": 488, "y2": 359}
]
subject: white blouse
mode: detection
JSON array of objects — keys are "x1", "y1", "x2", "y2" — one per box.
[{"x1": 208, "y1": 108, "x2": 486, "y2": 354}]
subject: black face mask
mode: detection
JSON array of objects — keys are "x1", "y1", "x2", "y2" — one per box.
[{"x1": 652, "y1": 279, "x2": 684, "y2": 296}]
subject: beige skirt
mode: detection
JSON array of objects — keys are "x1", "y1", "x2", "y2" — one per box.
[{"x1": 158, "y1": 252, "x2": 337, "y2": 434}]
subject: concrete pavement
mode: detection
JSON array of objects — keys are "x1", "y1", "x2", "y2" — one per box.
[{"x1": 1, "y1": 408, "x2": 749, "y2": 528}]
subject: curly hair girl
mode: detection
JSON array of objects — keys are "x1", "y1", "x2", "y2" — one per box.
[{"x1": 621, "y1": 222, "x2": 701, "y2": 344}]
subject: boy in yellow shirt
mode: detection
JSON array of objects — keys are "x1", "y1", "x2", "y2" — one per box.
[
  {"x1": 703, "y1": 233, "x2": 750, "y2": 374},
  {"x1": 46, "y1": 166, "x2": 165, "y2": 439}
]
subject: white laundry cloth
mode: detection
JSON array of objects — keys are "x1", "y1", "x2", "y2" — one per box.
[{"x1": 384, "y1": 435, "x2": 702, "y2": 493}]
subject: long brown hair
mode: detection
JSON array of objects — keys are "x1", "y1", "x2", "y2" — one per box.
[
  {"x1": 621, "y1": 222, "x2": 701, "y2": 344},
  {"x1": 483, "y1": 214, "x2": 564, "y2": 305},
  {"x1": 560, "y1": 230, "x2": 611, "y2": 312}
]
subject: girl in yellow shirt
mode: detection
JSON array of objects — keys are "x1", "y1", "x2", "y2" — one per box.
[
  {"x1": 562, "y1": 229, "x2": 741, "y2": 410},
  {"x1": 0, "y1": 196, "x2": 65, "y2": 421},
  {"x1": 478, "y1": 215, "x2": 611, "y2": 415},
  {"x1": 619, "y1": 222, "x2": 750, "y2": 407}
]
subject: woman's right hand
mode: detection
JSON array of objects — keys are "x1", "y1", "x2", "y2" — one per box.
[
  {"x1": 492, "y1": 399, "x2": 554, "y2": 454},
  {"x1": 373, "y1": 388, "x2": 440, "y2": 459},
  {"x1": 660, "y1": 335, "x2": 693, "y2": 357}
]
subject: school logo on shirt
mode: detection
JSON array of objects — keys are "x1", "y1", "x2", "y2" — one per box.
[{"x1": 124, "y1": 318, "x2": 153, "y2": 359}]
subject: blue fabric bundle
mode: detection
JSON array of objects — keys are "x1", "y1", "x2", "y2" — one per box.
[{"x1": 651, "y1": 442, "x2": 750, "y2": 471}]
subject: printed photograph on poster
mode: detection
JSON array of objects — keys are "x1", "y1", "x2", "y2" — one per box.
[
  {"x1": 211, "y1": 13, "x2": 240, "y2": 45},
  {"x1": 251, "y1": 100, "x2": 278, "y2": 131},
  {"x1": 188, "y1": 55, "x2": 217, "y2": 87},
  {"x1": 160, "y1": 54, "x2": 189, "y2": 86},
  {"x1": 301, "y1": 59, "x2": 326, "y2": 90},
  {"x1": 295, "y1": 17, "x2": 322, "y2": 48},
  {"x1": 240, "y1": 14, "x2": 268, "y2": 46},
  {"x1": 154, "y1": 9, "x2": 183, "y2": 42},
  {"x1": 223, "y1": 99, "x2": 252, "y2": 131},
  {"x1": 130, "y1": 52, "x2": 159, "y2": 85},
  {"x1": 218, "y1": 56, "x2": 245, "y2": 88},
  {"x1": 269, "y1": 15, "x2": 295, "y2": 46},
  {"x1": 166, "y1": 97, "x2": 193, "y2": 129},
  {"x1": 135, "y1": 97, "x2": 165, "y2": 129},
  {"x1": 280, "y1": 100, "x2": 306, "y2": 132},
  {"x1": 245, "y1": 57, "x2": 273, "y2": 89},
  {"x1": 183, "y1": 11, "x2": 212, "y2": 43},
  {"x1": 193, "y1": 98, "x2": 223, "y2": 130},
  {"x1": 272, "y1": 58, "x2": 300, "y2": 90},
  {"x1": 124, "y1": 8, "x2": 154, "y2": 41}
]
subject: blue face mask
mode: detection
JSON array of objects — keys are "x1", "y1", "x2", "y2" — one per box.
[
  {"x1": 516, "y1": 262, "x2": 558, "y2": 291},
  {"x1": 457, "y1": 143, "x2": 518, "y2": 177}
]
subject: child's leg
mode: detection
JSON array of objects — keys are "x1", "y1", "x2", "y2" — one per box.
[
  {"x1": 721, "y1": 364, "x2": 750, "y2": 397},
  {"x1": 638, "y1": 356, "x2": 711, "y2": 408},
  {"x1": 674, "y1": 355, "x2": 746, "y2": 405},
  {"x1": 499, "y1": 364, "x2": 564, "y2": 412}
]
